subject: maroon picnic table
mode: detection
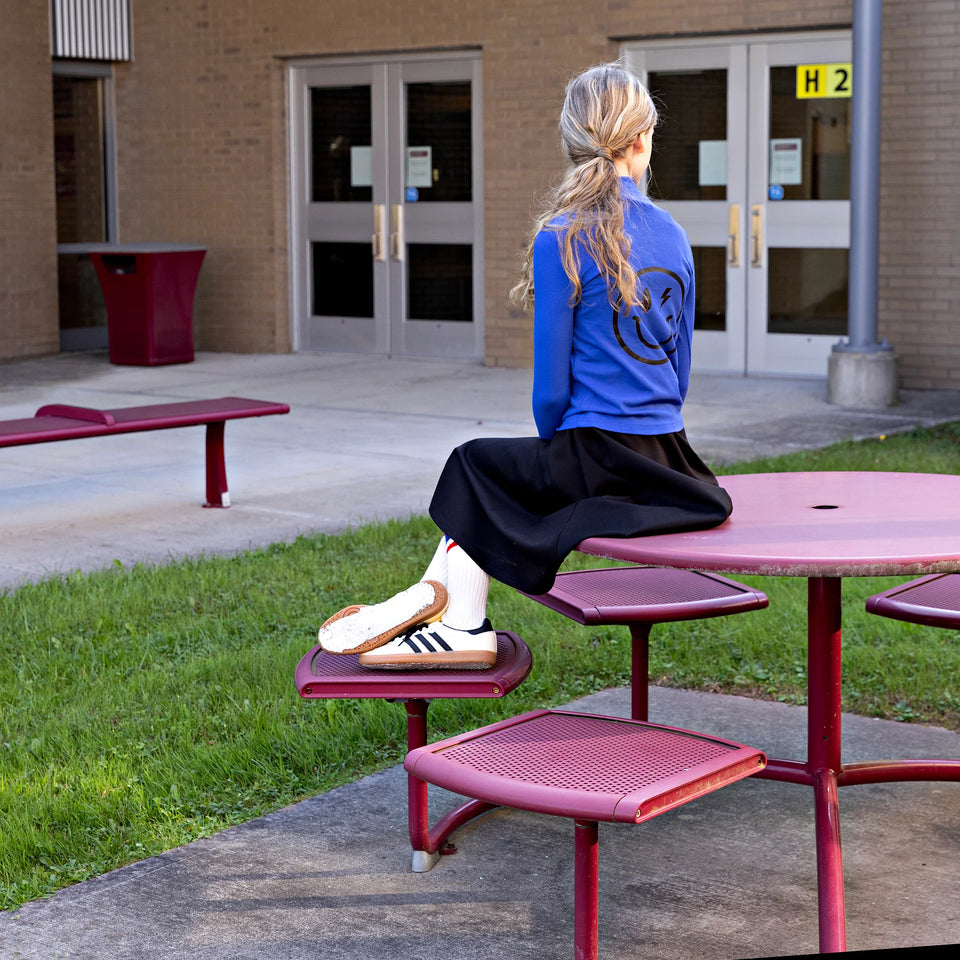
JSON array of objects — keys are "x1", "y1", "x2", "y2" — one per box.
[{"x1": 579, "y1": 471, "x2": 960, "y2": 954}]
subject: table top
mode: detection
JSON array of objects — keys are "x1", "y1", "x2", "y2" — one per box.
[{"x1": 579, "y1": 472, "x2": 960, "y2": 578}]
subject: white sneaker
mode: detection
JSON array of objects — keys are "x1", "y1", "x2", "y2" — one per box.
[
  {"x1": 317, "y1": 580, "x2": 448, "y2": 655},
  {"x1": 358, "y1": 619, "x2": 498, "y2": 670}
]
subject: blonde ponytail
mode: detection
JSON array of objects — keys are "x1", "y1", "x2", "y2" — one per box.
[{"x1": 510, "y1": 63, "x2": 658, "y2": 311}]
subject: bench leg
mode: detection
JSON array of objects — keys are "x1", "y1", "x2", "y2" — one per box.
[{"x1": 204, "y1": 420, "x2": 230, "y2": 508}]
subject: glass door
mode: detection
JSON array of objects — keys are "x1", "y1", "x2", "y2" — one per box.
[
  {"x1": 290, "y1": 54, "x2": 483, "y2": 359},
  {"x1": 635, "y1": 45, "x2": 748, "y2": 373},
  {"x1": 747, "y1": 37, "x2": 851, "y2": 375},
  {"x1": 627, "y1": 33, "x2": 851, "y2": 376}
]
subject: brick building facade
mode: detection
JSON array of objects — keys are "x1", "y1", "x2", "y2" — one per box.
[{"x1": 2, "y1": 1, "x2": 958, "y2": 389}]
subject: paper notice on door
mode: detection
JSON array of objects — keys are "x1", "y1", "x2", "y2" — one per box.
[
  {"x1": 698, "y1": 140, "x2": 727, "y2": 187},
  {"x1": 406, "y1": 146, "x2": 433, "y2": 188},
  {"x1": 350, "y1": 146, "x2": 372, "y2": 187},
  {"x1": 769, "y1": 138, "x2": 802, "y2": 186}
]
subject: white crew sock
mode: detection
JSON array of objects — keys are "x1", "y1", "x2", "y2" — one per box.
[
  {"x1": 442, "y1": 540, "x2": 490, "y2": 630},
  {"x1": 420, "y1": 535, "x2": 449, "y2": 586}
]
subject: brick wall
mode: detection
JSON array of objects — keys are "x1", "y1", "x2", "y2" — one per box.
[
  {"x1": 879, "y1": 0, "x2": 960, "y2": 390},
  {"x1": 0, "y1": 0, "x2": 59, "y2": 360},
  {"x1": 4, "y1": 0, "x2": 959, "y2": 389},
  {"x1": 111, "y1": 0, "x2": 854, "y2": 366}
]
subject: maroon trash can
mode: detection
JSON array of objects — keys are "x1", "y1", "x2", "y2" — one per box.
[{"x1": 85, "y1": 244, "x2": 206, "y2": 365}]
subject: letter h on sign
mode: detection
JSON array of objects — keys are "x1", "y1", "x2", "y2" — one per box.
[{"x1": 796, "y1": 63, "x2": 852, "y2": 100}]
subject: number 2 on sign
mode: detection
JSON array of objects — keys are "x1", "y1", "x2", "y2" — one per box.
[{"x1": 795, "y1": 63, "x2": 852, "y2": 99}]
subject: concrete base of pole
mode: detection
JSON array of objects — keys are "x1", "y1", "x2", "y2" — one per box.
[{"x1": 827, "y1": 349, "x2": 899, "y2": 407}]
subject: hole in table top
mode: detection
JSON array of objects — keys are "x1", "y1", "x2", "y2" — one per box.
[{"x1": 811, "y1": 504, "x2": 840, "y2": 510}]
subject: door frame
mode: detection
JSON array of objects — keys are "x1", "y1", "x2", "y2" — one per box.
[
  {"x1": 287, "y1": 50, "x2": 484, "y2": 359},
  {"x1": 624, "y1": 31, "x2": 852, "y2": 377}
]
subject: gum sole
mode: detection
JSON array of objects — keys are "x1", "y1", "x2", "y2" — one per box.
[
  {"x1": 318, "y1": 580, "x2": 449, "y2": 655},
  {"x1": 320, "y1": 604, "x2": 366, "y2": 629},
  {"x1": 357, "y1": 651, "x2": 497, "y2": 671}
]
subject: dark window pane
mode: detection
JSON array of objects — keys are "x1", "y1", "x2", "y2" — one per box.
[
  {"x1": 57, "y1": 255, "x2": 107, "y2": 330},
  {"x1": 768, "y1": 67, "x2": 850, "y2": 201},
  {"x1": 693, "y1": 246, "x2": 726, "y2": 331},
  {"x1": 405, "y1": 82, "x2": 471, "y2": 202},
  {"x1": 54, "y1": 76, "x2": 106, "y2": 243},
  {"x1": 311, "y1": 86, "x2": 372, "y2": 203},
  {"x1": 647, "y1": 70, "x2": 727, "y2": 201},
  {"x1": 312, "y1": 243, "x2": 373, "y2": 318},
  {"x1": 768, "y1": 248, "x2": 848, "y2": 336},
  {"x1": 407, "y1": 244, "x2": 473, "y2": 322},
  {"x1": 54, "y1": 75, "x2": 108, "y2": 332}
]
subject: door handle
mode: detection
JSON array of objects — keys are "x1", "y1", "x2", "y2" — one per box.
[
  {"x1": 372, "y1": 204, "x2": 386, "y2": 261},
  {"x1": 390, "y1": 204, "x2": 404, "y2": 261},
  {"x1": 750, "y1": 204, "x2": 763, "y2": 268},
  {"x1": 728, "y1": 204, "x2": 740, "y2": 267}
]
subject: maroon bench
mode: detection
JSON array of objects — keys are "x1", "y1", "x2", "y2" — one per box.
[{"x1": 0, "y1": 396, "x2": 289, "y2": 507}]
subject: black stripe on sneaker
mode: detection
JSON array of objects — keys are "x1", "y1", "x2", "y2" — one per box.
[
  {"x1": 423, "y1": 630, "x2": 453, "y2": 651},
  {"x1": 402, "y1": 629, "x2": 454, "y2": 653}
]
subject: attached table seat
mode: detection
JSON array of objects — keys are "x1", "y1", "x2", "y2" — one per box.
[
  {"x1": 405, "y1": 708, "x2": 766, "y2": 960},
  {"x1": 296, "y1": 630, "x2": 532, "y2": 871},
  {"x1": 866, "y1": 573, "x2": 960, "y2": 630},
  {"x1": 525, "y1": 566, "x2": 768, "y2": 720}
]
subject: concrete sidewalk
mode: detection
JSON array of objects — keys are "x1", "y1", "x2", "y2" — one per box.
[
  {"x1": 1, "y1": 351, "x2": 959, "y2": 958},
  {"x1": 2, "y1": 350, "x2": 958, "y2": 589}
]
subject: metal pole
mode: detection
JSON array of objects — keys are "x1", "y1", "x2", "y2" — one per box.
[{"x1": 839, "y1": 0, "x2": 887, "y2": 352}]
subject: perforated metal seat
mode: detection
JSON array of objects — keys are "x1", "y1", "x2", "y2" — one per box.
[
  {"x1": 866, "y1": 573, "x2": 960, "y2": 630},
  {"x1": 405, "y1": 708, "x2": 766, "y2": 960},
  {"x1": 525, "y1": 566, "x2": 768, "y2": 719},
  {"x1": 296, "y1": 630, "x2": 532, "y2": 871}
]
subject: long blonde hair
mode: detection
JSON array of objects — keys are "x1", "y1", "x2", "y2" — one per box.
[{"x1": 510, "y1": 63, "x2": 658, "y2": 310}]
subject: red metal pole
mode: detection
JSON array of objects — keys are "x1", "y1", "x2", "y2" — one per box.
[
  {"x1": 630, "y1": 624, "x2": 652, "y2": 721},
  {"x1": 807, "y1": 576, "x2": 846, "y2": 953},
  {"x1": 574, "y1": 820, "x2": 599, "y2": 960},
  {"x1": 405, "y1": 701, "x2": 431, "y2": 853}
]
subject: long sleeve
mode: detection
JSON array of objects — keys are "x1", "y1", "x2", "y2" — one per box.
[
  {"x1": 675, "y1": 259, "x2": 695, "y2": 404},
  {"x1": 531, "y1": 229, "x2": 575, "y2": 439}
]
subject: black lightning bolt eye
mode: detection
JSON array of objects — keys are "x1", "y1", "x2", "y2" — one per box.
[
  {"x1": 660, "y1": 288, "x2": 672, "y2": 308},
  {"x1": 639, "y1": 288, "x2": 652, "y2": 312}
]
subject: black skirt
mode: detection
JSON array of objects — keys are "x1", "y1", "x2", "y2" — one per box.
[{"x1": 428, "y1": 427, "x2": 732, "y2": 595}]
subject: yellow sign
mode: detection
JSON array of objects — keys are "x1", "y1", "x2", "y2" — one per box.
[{"x1": 796, "y1": 63, "x2": 852, "y2": 99}]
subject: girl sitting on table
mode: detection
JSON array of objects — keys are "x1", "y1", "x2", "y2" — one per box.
[{"x1": 317, "y1": 62, "x2": 732, "y2": 670}]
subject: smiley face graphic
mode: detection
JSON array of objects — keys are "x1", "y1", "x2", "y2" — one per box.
[{"x1": 612, "y1": 267, "x2": 685, "y2": 365}]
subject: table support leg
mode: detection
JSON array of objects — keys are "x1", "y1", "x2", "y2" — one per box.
[
  {"x1": 404, "y1": 700, "x2": 496, "y2": 871},
  {"x1": 629, "y1": 623, "x2": 652, "y2": 722},
  {"x1": 807, "y1": 576, "x2": 846, "y2": 953},
  {"x1": 574, "y1": 819, "x2": 600, "y2": 960},
  {"x1": 814, "y1": 769, "x2": 846, "y2": 953}
]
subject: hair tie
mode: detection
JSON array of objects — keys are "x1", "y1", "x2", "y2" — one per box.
[{"x1": 595, "y1": 146, "x2": 616, "y2": 162}]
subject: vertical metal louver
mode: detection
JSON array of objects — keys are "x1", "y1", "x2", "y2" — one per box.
[{"x1": 51, "y1": 0, "x2": 132, "y2": 61}]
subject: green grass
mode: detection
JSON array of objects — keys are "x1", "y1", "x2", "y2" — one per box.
[{"x1": 2, "y1": 421, "x2": 960, "y2": 909}]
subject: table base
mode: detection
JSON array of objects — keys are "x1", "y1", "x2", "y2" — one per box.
[{"x1": 750, "y1": 577, "x2": 960, "y2": 953}]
